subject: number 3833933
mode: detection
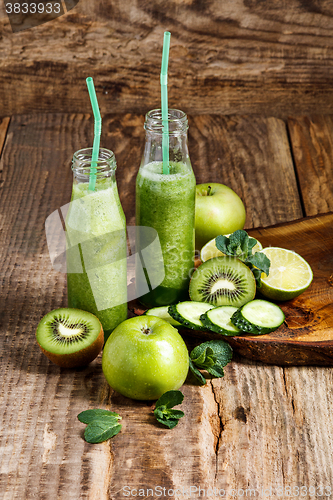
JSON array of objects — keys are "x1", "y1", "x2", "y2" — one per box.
[{"x1": 5, "y1": 2, "x2": 61, "y2": 14}]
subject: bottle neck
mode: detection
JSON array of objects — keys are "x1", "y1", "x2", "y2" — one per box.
[
  {"x1": 144, "y1": 108, "x2": 188, "y2": 135},
  {"x1": 142, "y1": 109, "x2": 191, "y2": 168},
  {"x1": 72, "y1": 148, "x2": 117, "y2": 185}
]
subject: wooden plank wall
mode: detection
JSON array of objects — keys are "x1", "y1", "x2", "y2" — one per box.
[{"x1": 1, "y1": 0, "x2": 333, "y2": 117}]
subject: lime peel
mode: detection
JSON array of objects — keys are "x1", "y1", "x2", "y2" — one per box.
[{"x1": 259, "y1": 247, "x2": 313, "y2": 301}]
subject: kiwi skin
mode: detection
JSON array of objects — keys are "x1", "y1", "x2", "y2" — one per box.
[
  {"x1": 38, "y1": 331, "x2": 104, "y2": 368},
  {"x1": 36, "y1": 309, "x2": 104, "y2": 368}
]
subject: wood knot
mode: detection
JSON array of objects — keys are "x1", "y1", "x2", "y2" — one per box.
[
  {"x1": 233, "y1": 406, "x2": 247, "y2": 423},
  {"x1": 283, "y1": 305, "x2": 314, "y2": 329}
]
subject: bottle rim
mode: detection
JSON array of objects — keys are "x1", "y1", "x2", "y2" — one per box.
[
  {"x1": 72, "y1": 147, "x2": 116, "y2": 178},
  {"x1": 144, "y1": 108, "x2": 188, "y2": 134}
]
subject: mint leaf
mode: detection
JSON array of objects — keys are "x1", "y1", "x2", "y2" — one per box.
[
  {"x1": 155, "y1": 389, "x2": 184, "y2": 409},
  {"x1": 214, "y1": 235, "x2": 229, "y2": 255},
  {"x1": 84, "y1": 418, "x2": 122, "y2": 444},
  {"x1": 78, "y1": 409, "x2": 122, "y2": 443},
  {"x1": 78, "y1": 409, "x2": 121, "y2": 424},
  {"x1": 160, "y1": 417, "x2": 182, "y2": 429},
  {"x1": 189, "y1": 358, "x2": 207, "y2": 385},
  {"x1": 154, "y1": 408, "x2": 166, "y2": 420},
  {"x1": 190, "y1": 346, "x2": 217, "y2": 369},
  {"x1": 216, "y1": 230, "x2": 256, "y2": 260},
  {"x1": 206, "y1": 364, "x2": 225, "y2": 378},
  {"x1": 191, "y1": 340, "x2": 233, "y2": 367},
  {"x1": 154, "y1": 390, "x2": 185, "y2": 428},
  {"x1": 166, "y1": 409, "x2": 184, "y2": 419},
  {"x1": 245, "y1": 252, "x2": 271, "y2": 287},
  {"x1": 154, "y1": 409, "x2": 185, "y2": 429},
  {"x1": 215, "y1": 230, "x2": 270, "y2": 287},
  {"x1": 189, "y1": 340, "x2": 233, "y2": 384},
  {"x1": 228, "y1": 230, "x2": 250, "y2": 257}
]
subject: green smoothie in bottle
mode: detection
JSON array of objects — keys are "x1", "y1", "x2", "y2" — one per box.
[
  {"x1": 135, "y1": 109, "x2": 196, "y2": 307},
  {"x1": 66, "y1": 148, "x2": 127, "y2": 341}
]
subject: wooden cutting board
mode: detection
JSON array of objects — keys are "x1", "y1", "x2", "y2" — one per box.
[{"x1": 130, "y1": 212, "x2": 333, "y2": 366}]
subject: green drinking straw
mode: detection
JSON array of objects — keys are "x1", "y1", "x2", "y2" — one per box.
[
  {"x1": 160, "y1": 31, "x2": 171, "y2": 175},
  {"x1": 86, "y1": 77, "x2": 102, "y2": 191}
]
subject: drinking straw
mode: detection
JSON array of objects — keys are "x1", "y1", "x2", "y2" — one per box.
[
  {"x1": 160, "y1": 31, "x2": 171, "y2": 175},
  {"x1": 86, "y1": 77, "x2": 102, "y2": 191}
]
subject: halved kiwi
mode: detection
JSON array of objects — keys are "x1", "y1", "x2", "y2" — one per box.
[
  {"x1": 189, "y1": 256, "x2": 256, "y2": 308},
  {"x1": 36, "y1": 308, "x2": 104, "y2": 368}
]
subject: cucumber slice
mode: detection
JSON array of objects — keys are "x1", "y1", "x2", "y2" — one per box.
[
  {"x1": 201, "y1": 306, "x2": 241, "y2": 336},
  {"x1": 144, "y1": 306, "x2": 182, "y2": 327},
  {"x1": 168, "y1": 301, "x2": 215, "y2": 331},
  {"x1": 231, "y1": 299, "x2": 285, "y2": 335}
]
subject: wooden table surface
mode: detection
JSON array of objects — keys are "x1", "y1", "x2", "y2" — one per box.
[{"x1": 1, "y1": 113, "x2": 333, "y2": 499}]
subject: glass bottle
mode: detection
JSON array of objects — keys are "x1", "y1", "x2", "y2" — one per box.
[
  {"x1": 135, "y1": 109, "x2": 196, "y2": 307},
  {"x1": 66, "y1": 147, "x2": 127, "y2": 342}
]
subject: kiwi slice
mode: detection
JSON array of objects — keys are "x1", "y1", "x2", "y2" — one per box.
[
  {"x1": 189, "y1": 256, "x2": 256, "y2": 308},
  {"x1": 36, "y1": 308, "x2": 104, "y2": 368}
]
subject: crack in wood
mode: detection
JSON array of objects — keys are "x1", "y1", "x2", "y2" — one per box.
[
  {"x1": 105, "y1": 439, "x2": 115, "y2": 500},
  {"x1": 0, "y1": 117, "x2": 11, "y2": 160},
  {"x1": 210, "y1": 381, "x2": 224, "y2": 481},
  {"x1": 286, "y1": 119, "x2": 306, "y2": 217},
  {"x1": 282, "y1": 368, "x2": 296, "y2": 418}
]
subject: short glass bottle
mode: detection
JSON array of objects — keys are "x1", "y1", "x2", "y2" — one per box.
[
  {"x1": 66, "y1": 147, "x2": 127, "y2": 342},
  {"x1": 135, "y1": 109, "x2": 196, "y2": 307}
]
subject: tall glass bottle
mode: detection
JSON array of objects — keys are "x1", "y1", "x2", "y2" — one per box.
[
  {"x1": 66, "y1": 147, "x2": 127, "y2": 342},
  {"x1": 135, "y1": 109, "x2": 196, "y2": 307}
]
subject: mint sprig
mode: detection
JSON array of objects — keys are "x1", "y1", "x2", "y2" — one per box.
[
  {"x1": 78, "y1": 409, "x2": 121, "y2": 424},
  {"x1": 189, "y1": 340, "x2": 233, "y2": 385},
  {"x1": 78, "y1": 409, "x2": 122, "y2": 443},
  {"x1": 154, "y1": 390, "x2": 184, "y2": 429},
  {"x1": 215, "y1": 230, "x2": 270, "y2": 287}
]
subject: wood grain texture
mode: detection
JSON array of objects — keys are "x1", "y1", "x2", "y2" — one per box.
[
  {"x1": 1, "y1": 113, "x2": 333, "y2": 499},
  {"x1": 0, "y1": 114, "x2": 112, "y2": 499},
  {"x1": 288, "y1": 116, "x2": 333, "y2": 216},
  {"x1": 189, "y1": 115, "x2": 303, "y2": 228},
  {"x1": 2, "y1": 0, "x2": 333, "y2": 116},
  {"x1": 0, "y1": 117, "x2": 10, "y2": 156},
  {"x1": 210, "y1": 361, "x2": 333, "y2": 495}
]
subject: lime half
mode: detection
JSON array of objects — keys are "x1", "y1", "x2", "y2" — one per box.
[
  {"x1": 259, "y1": 247, "x2": 313, "y2": 301},
  {"x1": 201, "y1": 235, "x2": 263, "y2": 263}
]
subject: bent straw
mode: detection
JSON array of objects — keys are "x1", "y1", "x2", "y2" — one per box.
[
  {"x1": 160, "y1": 31, "x2": 171, "y2": 175},
  {"x1": 86, "y1": 77, "x2": 102, "y2": 191}
]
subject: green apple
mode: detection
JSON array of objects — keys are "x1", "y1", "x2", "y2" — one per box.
[
  {"x1": 102, "y1": 316, "x2": 189, "y2": 400},
  {"x1": 195, "y1": 183, "x2": 246, "y2": 250}
]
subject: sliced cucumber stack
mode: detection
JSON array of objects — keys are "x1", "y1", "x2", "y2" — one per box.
[
  {"x1": 231, "y1": 299, "x2": 285, "y2": 335},
  {"x1": 201, "y1": 306, "x2": 241, "y2": 336},
  {"x1": 144, "y1": 306, "x2": 182, "y2": 327},
  {"x1": 168, "y1": 301, "x2": 215, "y2": 331}
]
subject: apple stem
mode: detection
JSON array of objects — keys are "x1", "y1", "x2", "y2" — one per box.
[{"x1": 207, "y1": 185, "x2": 212, "y2": 196}]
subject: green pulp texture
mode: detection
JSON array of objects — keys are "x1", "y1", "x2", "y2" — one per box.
[
  {"x1": 36, "y1": 308, "x2": 101, "y2": 354},
  {"x1": 136, "y1": 161, "x2": 196, "y2": 307},
  {"x1": 66, "y1": 177, "x2": 127, "y2": 341}
]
